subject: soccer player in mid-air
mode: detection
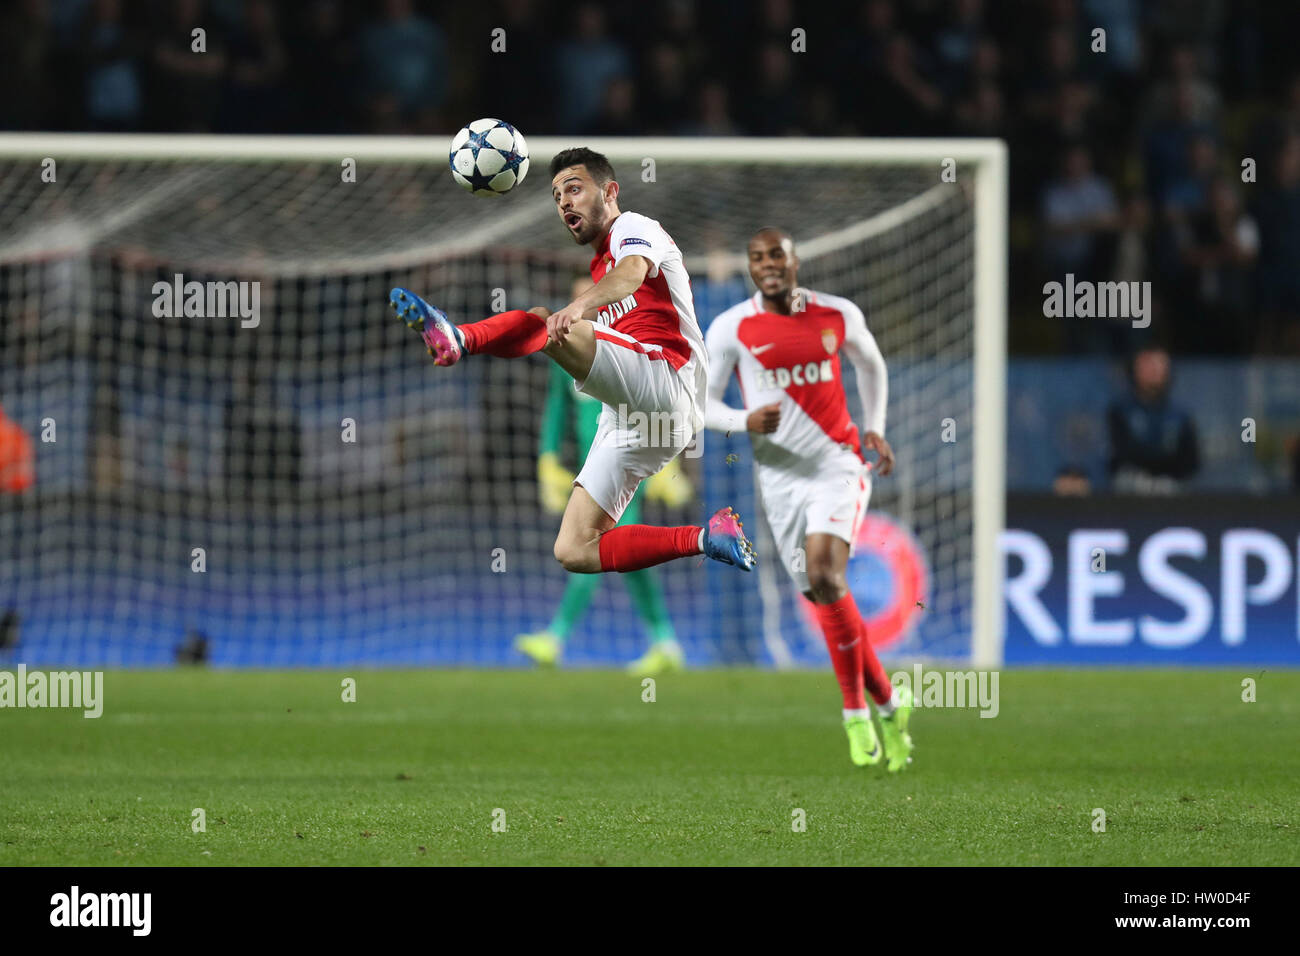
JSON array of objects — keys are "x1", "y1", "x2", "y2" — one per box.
[
  {"x1": 516, "y1": 276, "x2": 692, "y2": 674},
  {"x1": 391, "y1": 147, "x2": 755, "y2": 581},
  {"x1": 705, "y1": 227, "x2": 914, "y2": 770}
]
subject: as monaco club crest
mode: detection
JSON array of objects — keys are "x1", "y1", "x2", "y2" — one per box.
[{"x1": 821, "y1": 329, "x2": 837, "y2": 354}]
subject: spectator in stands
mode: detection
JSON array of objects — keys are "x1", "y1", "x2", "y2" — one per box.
[
  {"x1": 803, "y1": 85, "x2": 855, "y2": 136},
  {"x1": 969, "y1": 34, "x2": 1001, "y2": 88},
  {"x1": 1047, "y1": 79, "x2": 1102, "y2": 149},
  {"x1": 357, "y1": 0, "x2": 447, "y2": 132},
  {"x1": 933, "y1": 0, "x2": 986, "y2": 97},
  {"x1": 1142, "y1": 74, "x2": 1219, "y2": 208},
  {"x1": 651, "y1": 0, "x2": 709, "y2": 82},
  {"x1": 80, "y1": 0, "x2": 143, "y2": 131},
  {"x1": 1022, "y1": 27, "x2": 1083, "y2": 125},
  {"x1": 1152, "y1": 132, "x2": 1221, "y2": 309},
  {"x1": 0, "y1": 0, "x2": 53, "y2": 130},
  {"x1": 1107, "y1": 348, "x2": 1200, "y2": 493},
  {"x1": 1141, "y1": 43, "x2": 1222, "y2": 130},
  {"x1": 867, "y1": 33, "x2": 944, "y2": 136},
  {"x1": 754, "y1": 0, "x2": 798, "y2": 52},
  {"x1": 1113, "y1": 192, "x2": 1151, "y2": 286},
  {"x1": 218, "y1": 0, "x2": 285, "y2": 133},
  {"x1": 286, "y1": 0, "x2": 355, "y2": 133},
  {"x1": 641, "y1": 42, "x2": 691, "y2": 134},
  {"x1": 588, "y1": 76, "x2": 637, "y2": 135},
  {"x1": 1083, "y1": 0, "x2": 1141, "y2": 78},
  {"x1": 552, "y1": 4, "x2": 630, "y2": 133},
  {"x1": 744, "y1": 42, "x2": 802, "y2": 135},
  {"x1": 679, "y1": 80, "x2": 740, "y2": 136},
  {"x1": 1041, "y1": 144, "x2": 1121, "y2": 277},
  {"x1": 1161, "y1": 132, "x2": 1218, "y2": 223},
  {"x1": 149, "y1": 0, "x2": 225, "y2": 132},
  {"x1": 956, "y1": 33, "x2": 1006, "y2": 139},
  {"x1": 1052, "y1": 464, "x2": 1091, "y2": 496},
  {"x1": 953, "y1": 79, "x2": 1005, "y2": 137},
  {"x1": 1176, "y1": 176, "x2": 1259, "y2": 353},
  {"x1": 481, "y1": 0, "x2": 552, "y2": 133},
  {"x1": 834, "y1": 0, "x2": 897, "y2": 94},
  {"x1": 1251, "y1": 131, "x2": 1300, "y2": 353}
]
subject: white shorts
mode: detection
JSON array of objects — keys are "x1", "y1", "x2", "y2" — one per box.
[
  {"x1": 758, "y1": 458, "x2": 873, "y2": 593},
  {"x1": 574, "y1": 327, "x2": 703, "y2": 521}
]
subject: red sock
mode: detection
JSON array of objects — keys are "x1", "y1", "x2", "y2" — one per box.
[
  {"x1": 813, "y1": 594, "x2": 867, "y2": 710},
  {"x1": 598, "y1": 525, "x2": 701, "y2": 572},
  {"x1": 858, "y1": 617, "x2": 893, "y2": 706},
  {"x1": 459, "y1": 310, "x2": 548, "y2": 358}
]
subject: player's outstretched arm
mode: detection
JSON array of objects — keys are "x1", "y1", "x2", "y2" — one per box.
[{"x1": 547, "y1": 255, "x2": 651, "y2": 344}]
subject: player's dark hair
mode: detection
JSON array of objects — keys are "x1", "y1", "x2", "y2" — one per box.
[
  {"x1": 549, "y1": 148, "x2": 616, "y2": 186},
  {"x1": 752, "y1": 226, "x2": 795, "y2": 251}
]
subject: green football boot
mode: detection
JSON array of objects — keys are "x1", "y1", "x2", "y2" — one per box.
[
  {"x1": 879, "y1": 685, "x2": 914, "y2": 772},
  {"x1": 625, "y1": 640, "x2": 685, "y2": 676},
  {"x1": 514, "y1": 631, "x2": 562, "y2": 667},
  {"x1": 843, "y1": 714, "x2": 882, "y2": 767}
]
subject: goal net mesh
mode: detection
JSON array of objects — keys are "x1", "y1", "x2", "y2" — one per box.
[{"x1": 0, "y1": 144, "x2": 976, "y2": 666}]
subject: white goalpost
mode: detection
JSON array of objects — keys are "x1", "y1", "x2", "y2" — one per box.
[{"x1": 0, "y1": 134, "x2": 1005, "y2": 668}]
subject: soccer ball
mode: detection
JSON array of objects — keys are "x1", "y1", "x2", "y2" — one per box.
[{"x1": 449, "y1": 118, "x2": 530, "y2": 197}]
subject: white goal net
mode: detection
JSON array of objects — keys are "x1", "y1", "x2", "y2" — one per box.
[{"x1": 0, "y1": 135, "x2": 1004, "y2": 667}]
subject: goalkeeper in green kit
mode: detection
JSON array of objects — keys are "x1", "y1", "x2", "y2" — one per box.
[{"x1": 515, "y1": 277, "x2": 691, "y2": 674}]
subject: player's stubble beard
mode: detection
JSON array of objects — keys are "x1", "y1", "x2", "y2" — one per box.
[
  {"x1": 565, "y1": 190, "x2": 615, "y2": 247},
  {"x1": 570, "y1": 210, "x2": 608, "y2": 247}
]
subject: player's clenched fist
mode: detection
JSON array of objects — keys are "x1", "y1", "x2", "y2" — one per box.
[
  {"x1": 862, "y1": 430, "x2": 894, "y2": 476},
  {"x1": 746, "y1": 402, "x2": 781, "y2": 434}
]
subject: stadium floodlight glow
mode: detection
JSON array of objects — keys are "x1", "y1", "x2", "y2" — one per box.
[{"x1": 0, "y1": 134, "x2": 1005, "y2": 667}]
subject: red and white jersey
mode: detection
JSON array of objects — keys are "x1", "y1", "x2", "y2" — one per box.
[
  {"x1": 705, "y1": 288, "x2": 887, "y2": 475},
  {"x1": 589, "y1": 212, "x2": 706, "y2": 374}
]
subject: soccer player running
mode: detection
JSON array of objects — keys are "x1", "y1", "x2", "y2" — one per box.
[
  {"x1": 391, "y1": 147, "x2": 755, "y2": 581},
  {"x1": 516, "y1": 278, "x2": 691, "y2": 674},
  {"x1": 705, "y1": 228, "x2": 913, "y2": 771}
]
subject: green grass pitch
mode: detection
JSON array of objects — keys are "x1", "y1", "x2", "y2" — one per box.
[{"x1": 1, "y1": 669, "x2": 1296, "y2": 866}]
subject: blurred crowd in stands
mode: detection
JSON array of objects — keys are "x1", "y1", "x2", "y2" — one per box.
[
  {"x1": 4, "y1": 0, "x2": 1300, "y2": 361},
  {"x1": 4, "y1": 0, "x2": 1300, "y2": 360}
]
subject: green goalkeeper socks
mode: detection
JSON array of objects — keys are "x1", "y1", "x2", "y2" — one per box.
[
  {"x1": 548, "y1": 568, "x2": 677, "y2": 644},
  {"x1": 547, "y1": 572, "x2": 602, "y2": 643},
  {"x1": 625, "y1": 569, "x2": 677, "y2": 644}
]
